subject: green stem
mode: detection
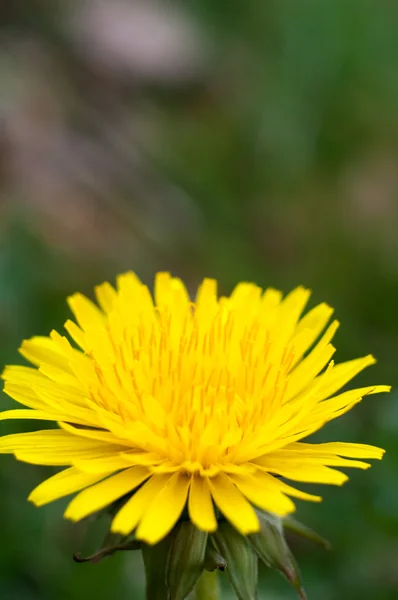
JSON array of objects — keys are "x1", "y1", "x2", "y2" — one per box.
[{"x1": 194, "y1": 571, "x2": 219, "y2": 600}]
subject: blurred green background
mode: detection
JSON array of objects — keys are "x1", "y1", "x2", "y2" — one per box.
[{"x1": 0, "y1": 1, "x2": 398, "y2": 598}]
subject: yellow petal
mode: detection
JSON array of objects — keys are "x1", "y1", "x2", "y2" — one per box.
[
  {"x1": 0, "y1": 409, "x2": 65, "y2": 422},
  {"x1": 227, "y1": 472, "x2": 296, "y2": 516},
  {"x1": 271, "y1": 287, "x2": 311, "y2": 360},
  {"x1": 221, "y1": 463, "x2": 257, "y2": 475},
  {"x1": 65, "y1": 466, "x2": 150, "y2": 521},
  {"x1": 195, "y1": 278, "x2": 218, "y2": 307},
  {"x1": 188, "y1": 474, "x2": 217, "y2": 532},
  {"x1": 2, "y1": 365, "x2": 44, "y2": 384},
  {"x1": 29, "y1": 467, "x2": 108, "y2": 506},
  {"x1": 38, "y1": 364, "x2": 84, "y2": 389},
  {"x1": 3, "y1": 377, "x2": 94, "y2": 430},
  {"x1": 291, "y1": 302, "x2": 334, "y2": 366},
  {"x1": 19, "y1": 337, "x2": 71, "y2": 371},
  {"x1": 58, "y1": 421, "x2": 128, "y2": 445},
  {"x1": 0, "y1": 429, "x2": 97, "y2": 451},
  {"x1": 116, "y1": 271, "x2": 143, "y2": 299},
  {"x1": 257, "y1": 459, "x2": 348, "y2": 486},
  {"x1": 32, "y1": 390, "x2": 98, "y2": 428},
  {"x1": 265, "y1": 385, "x2": 390, "y2": 452},
  {"x1": 0, "y1": 429, "x2": 126, "y2": 465},
  {"x1": 154, "y1": 272, "x2": 190, "y2": 308},
  {"x1": 3, "y1": 382, "x2": 45, "y2": 410},
  {"x1": 316, "y1": 355, "x2": 377, "y2": 401},
  {"x1": 266, "y1": 448, "x2": 372, "y2": 470},
  {"x1": 304, "y1": 385, "x2": 391, "y2": 430},
  {"x1": 288, "y1": 441, "x2": 385, "y2": 460},
  {"x1": 249, "y1": 469, "x2": 322, "y2": 503},
  {"x1": 259, "y1": 287, "x2": 283, "y2": 323},
  {"x1": 73, "y1": 454, "x2": 134, "y2": 473},
  {"x1": 135, "y1": 472, "x2": 190, "y2": 544},
  {"x1": 116, "y1": 275, "x2": 154, "y2": 318},
  {"x1": 111, "y1": 474, "x2": 170, "y2": 535},
  {"x1": 207, "y1": 473, "x2": 259, "y2": 535},
  {"x1": 64, "y1": 320, "x2": 86, "y2": 350},
  {"x1": 122, "y1": 451, "x2": 168, "y2": 467},
  {"x1": 67, "y1": 293, "x2": 105, "y2": 331},
  {"x1": 32, "y1": 376, "x2": 87, "y2": 407},
  {"x1": 229, "y1": 282, "x2": 262, "y2": 307},
  {"x1": 287, "y1": 320, "x2": 339, "y2": 400},
  {"x1": 95, "y1": 282, "x2": 118, "y2": 314}
]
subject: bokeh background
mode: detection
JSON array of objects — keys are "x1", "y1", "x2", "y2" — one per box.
[{"x1": 0, "y1": 1, "x2": 397, "y2": 598}]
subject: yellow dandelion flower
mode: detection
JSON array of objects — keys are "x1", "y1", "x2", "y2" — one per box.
[{"x1": 0, "y1": 273, "x2": 390, "y2": 545}]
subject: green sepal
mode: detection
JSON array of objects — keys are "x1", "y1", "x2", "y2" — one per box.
[
  {"x1": 142, "y1": 534, "x2": 174, "y2": 600},
  {"x1": 166, "y1": 522, "x2": 207, "y2": 600},
  {"x1": 204, "y1": 538, "x2": 227, "y2": 572},
  {"x1": 213, "y1": 522, "x2": 258, "y2": 600},
  {"x1": 248, "y1": 510, "x2": 306, "y2": 600},
  {"x1": 73, "y1": 531, "x2": 140, "y2": 564},
  {"x1": 283, "y1": 516, "x2": 331, "y2": 550},
  {"x1": 73, "y1": 539, "x2": 141, "y2": 564},
  {"x1": 195, "y1": 570, "x2": 219, "y2": 600}
]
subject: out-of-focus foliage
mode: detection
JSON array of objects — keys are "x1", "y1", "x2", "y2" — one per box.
[{"x1": 0, "y1": 1, "x2": 398, "y2": 598}]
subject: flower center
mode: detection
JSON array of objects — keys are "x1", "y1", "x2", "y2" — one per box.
[{"x1": 86, "y1": 300, "x2": 296, "y2": 472}]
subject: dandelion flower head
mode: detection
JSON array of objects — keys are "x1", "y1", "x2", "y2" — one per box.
[{"x1": 0, "y1": 273, "x2": 390, "y2": 544}]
